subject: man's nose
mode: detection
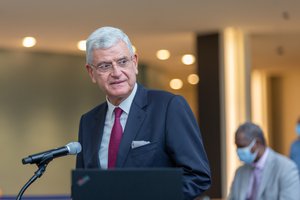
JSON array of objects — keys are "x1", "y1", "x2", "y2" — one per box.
[{"x1": 110, "y1": 64, "x2": 122, "y2": 76}]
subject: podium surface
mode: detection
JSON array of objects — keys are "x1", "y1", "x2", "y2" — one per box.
[{"x1": 71, "y1": 168, "x2": 183, "y2": 200}]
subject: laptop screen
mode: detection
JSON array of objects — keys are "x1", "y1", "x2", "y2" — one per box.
[{"x1": 71, "y1": 168, "x2": 184, "y2": 200}]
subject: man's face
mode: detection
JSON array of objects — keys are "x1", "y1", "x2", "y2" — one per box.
[
  {"x1": 86, "y1": 40, "x2": 138, "y2": 105},
  {"x1": 235, "y1": 132, "x2": 251, "y2": 148},
  {"x1": 235, "y1": 132, "x2": 258, "y2": 153}
]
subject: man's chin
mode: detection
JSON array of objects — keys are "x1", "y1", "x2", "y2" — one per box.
[{"x1": 108, "y1": 89, "x2": 130, "y2": 99}]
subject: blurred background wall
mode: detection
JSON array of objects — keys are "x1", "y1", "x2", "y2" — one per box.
[{"x1": 0, "y1": 49, "x2": 102, "y2": 194}]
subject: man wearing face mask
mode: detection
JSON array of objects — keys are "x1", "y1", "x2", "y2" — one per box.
[
  {"x1": 228, "y1": 122, "x2": 300, "y2": 200},
  {"x1": 289, "y1": 117, "x2": 300, "y2": 173}
]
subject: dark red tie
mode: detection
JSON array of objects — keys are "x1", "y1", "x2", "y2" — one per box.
[{"x1": 108, "y1": 107, "x2": 123, "y2": 168}]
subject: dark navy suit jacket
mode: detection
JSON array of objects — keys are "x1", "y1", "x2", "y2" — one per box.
[{"x1": 76, "y1": 84, "x2": 211, "y2": 199}]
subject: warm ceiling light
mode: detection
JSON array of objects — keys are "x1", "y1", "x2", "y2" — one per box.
[
  {"x1": 132, "y1": 45, "x2": 137, "y2": 53},
  {"x1": 22, "y1": 37, "x2": 36, "y2": 48},
  {"x1": 181, "y1": 54, "x2": 195, "y2": 65},
  {"x1": 187, "y1": 74, "x2": 199, "y2": 85},
  {"x1": 156, "y1": 49, "x2": 170, "y2": 60},
  {"x1": 77, "y1": 40, "x2": 86, "y2": 51},
  {"x1": 169, "y1": 78, "x2": 183, "y2": 90}
]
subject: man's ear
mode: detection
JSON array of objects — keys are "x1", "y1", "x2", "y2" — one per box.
[
  {"x1": 255, "y1": 137, "x2": 264, "y2": 148},
  {"x1": 86, "y1": 64, "x2": 97, "y2": 83},
  {"x1": 133, "y1": 54, "x2": 138, "y2": 75}
]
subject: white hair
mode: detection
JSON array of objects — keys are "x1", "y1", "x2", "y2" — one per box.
[{"x1": 86, "y1": 26, "x2": 134, "y2": 64}]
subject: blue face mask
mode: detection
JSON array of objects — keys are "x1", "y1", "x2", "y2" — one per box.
[
  {"x1": 296, "y1": 124, "x2": 300, "y2": 136},
  {"x1": 237, "y1": 139, "x2": 258, "y2": 164}
]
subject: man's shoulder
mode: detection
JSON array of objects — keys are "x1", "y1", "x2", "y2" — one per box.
[
  {"x1": 146, "y1": 88, "x2": 188, "y2": 107},
  {"x1": 137, "y1": 84, "x2": 178, "y2": 103},
  {"x1": 147, "y1": 88, "x2": 175, "y2": 98},
  {"x1": 291, "y1": 139, "x2": 300, "y2": 148},
  {"x1": 236, "y1": 163, "x2": 252, "y2": 173},
  {"x1": 269, "y1": 148, "x2": 297, "y2": 168},
  {"x1": 82, "y1": 102, "x2": 107, "y2": 118}
]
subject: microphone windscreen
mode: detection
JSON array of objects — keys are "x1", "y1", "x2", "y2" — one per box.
[{"x1": 66, "y1": 142, "x2": 82, "y2": 155}]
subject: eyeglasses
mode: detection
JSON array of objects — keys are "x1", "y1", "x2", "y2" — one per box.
[{"x1": 89, "y1": 56, "x2": 134, "y2": 73}]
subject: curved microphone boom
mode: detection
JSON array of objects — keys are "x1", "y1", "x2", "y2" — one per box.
[
  {"x1": 22, "y1": 142, "x2": 82, "y2": 165},
  {"x1": 17, "y1": 142, "x2": 81, "y2": 200}
]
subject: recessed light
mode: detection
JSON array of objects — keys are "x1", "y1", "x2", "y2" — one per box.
[
  {"x1": 169, "y1": 78, "x2": 183, "y2": 90},
  {"x1": 77, "y1": 40, "x2": 86, "y2": 51},
  {"x1": 22, "y1": 37, "x2": 36, "y2": 48},
  {"x1": 181, "y1": 54, "x2": 195, "y2": 65},
  {"x1": 156, "y1": 49, "x2": 170, "y2": 60},
  {"x1": 187, "y1": 74, "x2": 199, "y2": 85},
  {"x1": 132, "y1": 45, "x2": 137, "y2": 53}
]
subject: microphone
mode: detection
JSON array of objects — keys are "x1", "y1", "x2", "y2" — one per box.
[{"x1": 22, "y1": 142, "x2": 82, "y2": 165}]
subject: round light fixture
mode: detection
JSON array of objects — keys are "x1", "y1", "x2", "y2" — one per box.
[
  {"x1": 156, "y1": 49, "x2": 170, "y2": 60},
  {"x1": 181, "y1": 54, "x2": 195, "y2": 65},
  {"x1": 169, "y1": 78, "x2": 183, "y2": 90},
  {"x1": 187, "y1": 74, "x2": 199, "y2": 85},
  {"x1": 132, "y1": 45, "x2": 137, "y2": 53},
  {"x1": 22, "y1": 37, "x2": 36, "y2": 48},
  {"x1": 77, "y1": 40, "x2": 86, "y2": 51}
]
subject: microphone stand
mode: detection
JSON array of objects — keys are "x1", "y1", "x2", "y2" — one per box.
[{"x1": 16, "y1": 153, "x2": 54, "y2": 200}]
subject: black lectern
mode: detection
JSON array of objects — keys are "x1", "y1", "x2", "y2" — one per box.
[{"x1": 71, "y1": 168, "x2": 183, "y2": 200}]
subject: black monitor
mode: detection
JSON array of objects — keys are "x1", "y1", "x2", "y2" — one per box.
[{"x1": 71, "y1": 168, "x2": 184, "y2": 200}]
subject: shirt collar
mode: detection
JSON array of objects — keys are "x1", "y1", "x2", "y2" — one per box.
[
  {"x1": 106, "y1": 83, "x2": 137, "y2": 117},
  {"x1": 253, "y1": 147, "x2": 269, "y2": 170}
]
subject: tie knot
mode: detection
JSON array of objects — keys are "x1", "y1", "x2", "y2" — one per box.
[{"x1": 114, "y1": 107, "x2": 123, "y2": 118}]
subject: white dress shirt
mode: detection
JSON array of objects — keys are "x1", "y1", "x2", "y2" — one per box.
[
  {"x1": 99, "y1": 83, "x2": 137, "y2": 169},
  {"x1": 247, "y1": 147, "x2": 269, "y2": 199}
]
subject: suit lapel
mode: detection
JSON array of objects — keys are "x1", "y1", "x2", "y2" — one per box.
[
  {"x1": 239, "y1": 166, "x2": 253, "y2": 199},
  {"x1": 116, "y1": 85, "x2": 147, "y2": 167},
  {"x1": 90, "y1": 104, "x2": 107, "y2": 168},
  {"x1": 257, "y1": 149, "x2": 275, "y2": 199}
]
